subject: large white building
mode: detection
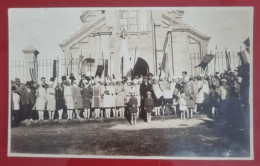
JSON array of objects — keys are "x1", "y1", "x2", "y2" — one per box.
[{"x1": 59, "y1": 10, "x2": 210, "y2": 79}]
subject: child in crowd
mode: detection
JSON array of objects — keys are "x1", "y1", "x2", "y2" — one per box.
[
  {"x1": 128, "y1": 92, "x2": 138, "y2": 125},
  {"x1": 179, "y1": 93, "x2": 188, "y2": 120},
  {"x1": 209, "y1": 85, "x2": 220, "y2": 119},
  {"x1": 144, "y1": 91, "x2": 154, "y2": 122}
]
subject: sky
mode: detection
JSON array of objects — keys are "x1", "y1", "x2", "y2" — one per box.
[{"x1": 8, "y1": 7, "x2": 253, "y2": 61}]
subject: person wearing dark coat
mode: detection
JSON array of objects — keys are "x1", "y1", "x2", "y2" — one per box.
[
  {"x1": 140, "y1": 76, "x2": 153, "y2": 118},
  {"x1": 128, "y1": 93, "x2": 138, "y2": 125},
  {"x1": 81, "y1": 80, "x2": 93, "y2": 119},
  {"x1": 56, "y1": 83, "x2": 65, "y2": 120},
  {"x1": 144, "y1": 91, "x2": 154, "y2": 122},
  {"x1": 21, "y1": 81, "x2": 35, "y2": 122}
]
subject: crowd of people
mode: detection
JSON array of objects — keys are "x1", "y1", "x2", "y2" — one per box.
[{"x1": 10, "y1": 66, "x2": 249, "y2": 127}]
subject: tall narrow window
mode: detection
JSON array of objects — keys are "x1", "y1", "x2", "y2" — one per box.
[
  {"x1": 119, "y1": 11, "x2": 128, "y2": 31},
  {"x1": 119, "y1": 10, "x2": 148, "y2": 32}
]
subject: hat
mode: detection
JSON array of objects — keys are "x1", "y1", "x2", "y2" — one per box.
[
  {"x1": 220, "y1": 79, "x2": 227, "y2": 83},
  {"x1": 133, "y1": 79, "x2": 138, "y2": 84},
  {"x1": 15, "y1": 77, "x2": 20, "y2": 81},
  {"x1": 61, "y1": 76, "x2": 67, "y2": 81},
  {"x1": 50, "y1": 77, "x2": 55, "y2": 82},
  {"x1": 69, "y1": 75, "x2": 76, "y2": 81},
  {"x1": 147, "y1": 91, "x2": 152, "y2": 95},
  {"x1": 82, "y1": 80, "x2": 88, "y2": 84}
]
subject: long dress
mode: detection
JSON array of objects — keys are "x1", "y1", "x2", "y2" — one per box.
[
  {"x1": 73, "y1": 86, "x2": 83, "y2": 109},
  {"x1": 134, "y1": 85, "x2": 141, "y2": 107},
  {"x1": 46, "y1": 87, "x2": 56, "y2": 111},
  {"x1": 196, "y1": 80, "x2": 210, "y2": 104},
  {"x1": 64, "y1": 86, "x2": 75, "y2": 110},
  {"x1": 35, "y1": 86, "x2": 47, "y2": 111},
  {"x1": 103, "y1": 85, "x2": 116, "y2": 108},
  {"x1": 184, "y1": 80, "x2": 196, "y2": 109},
  {"x1": 115, "y1": 84, "x2": 125, "y2": 107},
  {"x1": 56, "y1": 86, "x2": 65, "y2": 110},
  {"x1": 82, "y1": 86, "x2": 93, "y2": 109},
  {"x1": 92, "y1": 85, "x2": 103, "y2": 108}
]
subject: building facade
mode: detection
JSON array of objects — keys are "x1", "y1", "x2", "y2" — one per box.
[{"x1": 59, "y1": 10, "x2": 210, "y2": 79}]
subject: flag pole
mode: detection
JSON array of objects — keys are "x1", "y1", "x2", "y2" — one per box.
[
  {"x1": 214, "y1": 45, "x2": 217, "y2": 74},
  {"x1": 170, "y1": 31, "x2": 174, "y2": 76}
]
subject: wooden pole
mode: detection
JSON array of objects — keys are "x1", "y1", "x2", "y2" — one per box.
[
  {"x1": 170, "y1": 32, "x2": 174, "y2": 76},
  {"x1": 154, "y1": 22, "x2": 158, "y2": 76}
]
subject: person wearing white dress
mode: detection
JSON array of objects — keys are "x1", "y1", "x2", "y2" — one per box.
[
  {"x1": 46, "y1": 78, "x2": 56, "y2": 120},
  {"x1": 103, "y1": 80, "x2": 115, "y2": 118},
  {"x1": 115, "y1": 78, "x2": 125, "y2": 118},
  {"x1": 110, "y1": 79, "x2": 116, "y2": 117},
  {"x1": 133, "y1": 79, "x2": 141, "y2": 118},
  {"x1": 64, "y1": 81, "x2": 75, "y2": 120},
  {"x1": 34, "y1": 85, "x2": 47, "y2": 121},
  {"x1": 196, "y1": 74, "x2": 210, "y2": 114}
]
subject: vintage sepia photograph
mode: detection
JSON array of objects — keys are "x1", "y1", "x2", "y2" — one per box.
[{"x1": 8, "y1": 7, "x2": 253, "y2": 159}]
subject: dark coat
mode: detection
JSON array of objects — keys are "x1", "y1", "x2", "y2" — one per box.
[
  {"x1": 56, "y1": 86, "x2": 65, "y2": 110},
  {"x1": 140, "y1": 82, "x2": 153, "y2": 99},
  {"x1": 21, "y1": 87, "x2": 35, "y2": 106},
  {"x1": 128, "y1": 97, "x2": 138, "y2": 113},
  {"x1": 144, "y1": 97, "x2": 154, "y2": 113}
]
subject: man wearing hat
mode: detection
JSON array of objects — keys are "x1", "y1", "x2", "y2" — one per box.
[
  {"x1": 21, "y1": 81, "x2": 35, "y2": 122},
  {"x1": 218, "y1": 78, "x2": 231, "y2": 137},
  {"x1": 140, "y1": 76, "x2": 153, "y2": 119},
  {"x1": 82, "y1": 80, "x2": 93, "y2": 119},
  {"x1": 14, "y1": 77, "x2": 25, "y2": 96}
]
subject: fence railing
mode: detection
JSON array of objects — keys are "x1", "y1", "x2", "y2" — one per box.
[
  {"x1": 10, "y1": 51, "x2": 241, "y2": 83},
  {"x1": 189, "y1": 51, "x2": 241, "y2": 76}
]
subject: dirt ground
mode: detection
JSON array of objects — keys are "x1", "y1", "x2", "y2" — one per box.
[{"x1": 10, "y1": 115, "x2": 250, "y2": 157}]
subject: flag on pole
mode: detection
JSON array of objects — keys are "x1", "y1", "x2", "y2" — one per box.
[
  {"x1": 238, "y1": 51, "x2": 249, "y2": 66},
  {"x1": 195, "y1": 54, "x2": 214, "y2": 70},
  {"x1": 225, "y1": 51, "x2": 231, "y2": 71},
  {"x1": 53, "y1": 60, "x2": 58, "y2": 79},
  {"x1": 243, "y1": 37, "x2": 250, "y2": 53},
  {"x1": 120, "y1": 39, "x2": 132, "y2": 77},
  {"x1": 161, "y1": 53, "x2": 170, "y2": 77}
]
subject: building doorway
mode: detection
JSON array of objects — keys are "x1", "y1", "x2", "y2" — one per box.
[{"x1": 133, "y1": 58, "x2": 149, "y2": 77}]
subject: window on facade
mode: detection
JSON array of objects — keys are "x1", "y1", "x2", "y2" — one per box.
[
  {"x1": 119, "y1": 10, "x2": 148, "y2": 32},
  {"x1": 119, "y1": 11, "x2": 128, "y2": 32}
]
